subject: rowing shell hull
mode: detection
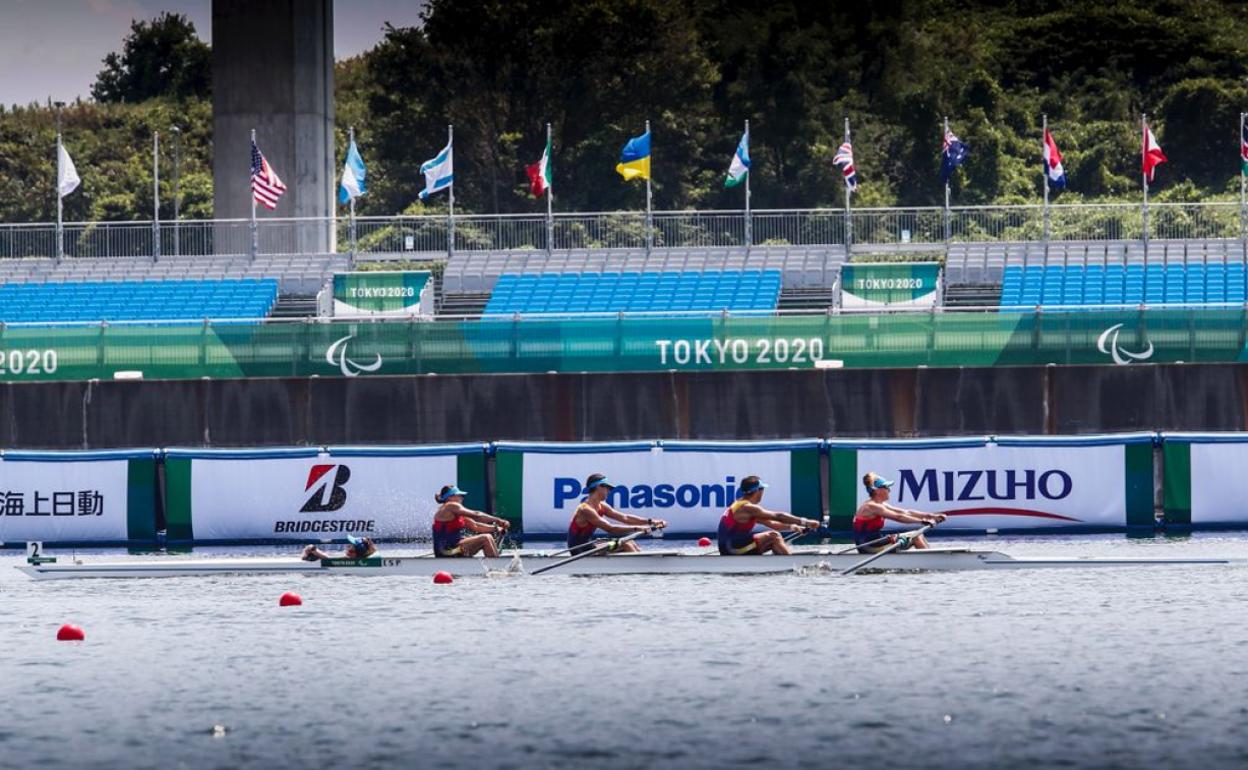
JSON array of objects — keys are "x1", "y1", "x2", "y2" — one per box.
[{"x1": 15, "y1": 549, "x2": 1244, "y2": 580}]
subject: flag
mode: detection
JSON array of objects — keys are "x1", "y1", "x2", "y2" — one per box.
[
  {"x1": 1043, "y1": 128, "x2": 1066, "y2": 190},
  {"x1": 1239, "y1": 119, "x2": 1247, "y2": 176},
  {"x1": 941, "y1": 129, "x2": 969, "y2": 184},
  {"x1": 833, "y1": 141, "x2": 858, "y2": 192},
  {"x1": 250, "y1": 139, "x2": 287, "y2": 210},
  {"x1": 616, "y1": 129, "x2": 651, "y2": 181},
  {"x1": 724, "y1": 129, "x2": 749, "y2": 188},
  {"x1": 419, "y1": 139, "x2": 454, "y2": 200},
  {"x1": 338, "y1": 136, "x2": 367, "y2": 204},
  {"x1": 57, "y1": 143, "x2": 80, "y2": 198},
  {"x1": 526, "y1": 134, "x2": 552, "y2": 197},
  {"x1": 1142, "y1": 122, "x2": 1166, "y2": 183}
]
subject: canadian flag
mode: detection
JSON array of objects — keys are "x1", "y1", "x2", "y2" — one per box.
[{"x1": 1142, "y1": 122, "x2": 1167, "y2": 183}]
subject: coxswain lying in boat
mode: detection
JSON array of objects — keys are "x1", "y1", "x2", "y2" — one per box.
[
  {"x1": 717, "y1": 475, "x2": 820, "y2": 555},
  {"x1": 433, "y1": 485, "x2": 511, "y2": 557},
  {"x1": 567, "y1": 474, "x2": 669, "y2": 555},
  {"x1": 852, "y1": 472, "x2": 946, "y2": 554},
  {"x1": 302, "y1": 534, "x2": 377, "y2": 561}
]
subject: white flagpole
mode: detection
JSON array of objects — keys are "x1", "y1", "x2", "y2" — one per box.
[
  {"x1": 1041, "y1": 114, "x2": 1049, "y2": 268},
  {"x1": 546, "y1": 122, "x2": 554, "y2": 257},
  {"x1": 1141, "y1": 114, "x2": 1149, "y2": 252},
  {"x1": 55, "y1": 104, "x2": 64, "y2": 261},
  {"x1": 250, "y1": 128, "x2": 258, "y2": 262},
  {"x1": 844, "y1": 117, "x2": 853, "y2": 254},
  {"x1": 153, "y1": 130, "x2": 161, "y2": 260},
  {"x1": 348, "y1": 126, "x2": 358, "y2": 265},
  {"x1": 943, "y1": 116, "x2": 951, "y2": 243},
  {"x1": 645, "y1": 119, "x2": 653, "y2": 257},
  {"x1": 744, "y1": 118, "x2": 752, "y2": 251},
  {"x1": 447, "y1": 123, "x2": 455, "y2": 259}
]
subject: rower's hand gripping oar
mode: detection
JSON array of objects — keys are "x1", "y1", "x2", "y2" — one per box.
[
  {"x1": 839, "y1": 523, "x2": 934, "y2": 577},
  {"x1": 530, "y1": 525, "x2": 660, "y2": 576}
]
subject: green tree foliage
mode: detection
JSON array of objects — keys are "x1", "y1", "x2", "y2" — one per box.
[{"x1": 91, "y1": 13, "x2": 211, "y2": 103}]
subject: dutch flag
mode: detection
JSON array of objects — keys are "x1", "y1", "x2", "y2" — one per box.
[{"x1": 1043, "y1": 128, "x2": 1066, "y2": 190}]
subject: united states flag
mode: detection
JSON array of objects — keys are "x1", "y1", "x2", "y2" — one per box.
[
  {"x1": 250, "y1": 140, "x2": 287, "y2": 210},
  {"x1": 833, "y1": 141, "x2": 858, "y2": 192}
]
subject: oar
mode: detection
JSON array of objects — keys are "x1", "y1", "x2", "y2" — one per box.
[
  {"x1": 530, "y1": 528, "x2": 652, "y2": 576},
  {"x1": 839, "y1": 524, "x2": 933, "y2": 576}
]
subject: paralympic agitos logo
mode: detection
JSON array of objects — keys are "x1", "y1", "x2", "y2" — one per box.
[
  {"x1": 300, "y1": 464, "x2": 352, "y2": 512},
  {"x1": 326, "y1": 335, "x2": 383, "y2": 377}
]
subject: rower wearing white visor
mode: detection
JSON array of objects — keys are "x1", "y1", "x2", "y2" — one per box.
[
  {"x1": 852, "y1": 472, "x2": 946, "y2": 554},
  {"x1": 566, "y1": 473, "x2": 668, "y2": 555}
]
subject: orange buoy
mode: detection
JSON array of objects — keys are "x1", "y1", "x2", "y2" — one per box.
[
  {"x1": 56, "y1": 624, "x2": 85, "y2": 641},
  {"x1": 697, "y1": 537, "x2": 712, "y2": 547},
  {"x1": 278, "y1": 592, "x2": 303, "y2": 607},
  {"x1": 433, "y1": 571, "x2": 454, "y2": 584}
]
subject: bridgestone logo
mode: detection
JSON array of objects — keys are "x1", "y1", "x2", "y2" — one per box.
[{"x1": 274, "y1": 520, "x2": 376, "y2": 533}]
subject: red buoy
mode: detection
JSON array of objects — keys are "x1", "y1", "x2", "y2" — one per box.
[
  {"x1": 433, "y1": 571, "x2": 454, "y2": 585},
  {"x1": 697, "y1": 537, "x2": 712, "y2": 547},
  {"x1": 56, "y1": 624, "x2": 85, "y2": 641},
  {"x1": 278, "y1": 592, "x2": 303, "y2": 607}
]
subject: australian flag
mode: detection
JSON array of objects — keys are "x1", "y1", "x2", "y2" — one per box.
[{"x1": 940, "y1": 129, "x2": 969, "y2": 185}]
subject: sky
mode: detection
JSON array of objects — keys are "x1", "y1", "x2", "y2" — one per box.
[{"x1": 0, "y1": 0, "x2": 426, "y2": 107}]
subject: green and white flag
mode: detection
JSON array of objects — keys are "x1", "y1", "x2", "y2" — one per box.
[{"x1": 724, "y1": 128, "x2": 750, "y2": 188}]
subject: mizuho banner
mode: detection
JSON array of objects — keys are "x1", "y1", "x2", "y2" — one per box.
[
  {"x1": 0, "y1": 453, "x2": 157, "y2": 543},
  {"x1": 163, "y1": 447, "x2": 485, "y2": 542},
  {"x1": 839, "y1": 263, "x2": 940, "y2": 309},
  {"x1": 493, "y1": 441, "x2": 822, "y2": 536},
  {"x1": 827, "y1": 437, "x2": 1155, "y2": 531},
  {"x1": 333, "y1": 271, "x2": 433, "y2": 317}
]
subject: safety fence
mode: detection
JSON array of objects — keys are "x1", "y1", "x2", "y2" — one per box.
[
  {"x1": 2, "y1": 202, "x2": 1245, "y2": 259},
  {"x1": 6, "y1": 433, "x2": 1243, "y2": 546},
  {"x1": 0, "y1": 305, "x2": 1244, "y2": 382}
]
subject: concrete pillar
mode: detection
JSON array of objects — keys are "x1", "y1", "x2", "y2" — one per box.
[{"x1": 212, "y1": 0, "x2": 335, "y2": 256}]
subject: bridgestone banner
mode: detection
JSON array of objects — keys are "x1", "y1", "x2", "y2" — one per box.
[
  {"x1": 826, "y1": 435, "x2": 1155, "y2": 531},
  {"x1": 839, "y1": 263, "x2": 941, "y2": 309},
  {"x1": 493, "y1": 440, "x2": 822, "y2": 537},
  {"x1": 1161, "y1": 433, "x2": 1248, "y2": 526},
  {"x1": 162, "y1": 445, "x2": 486, "y2": 543},
  {"x1": 0, "y1": 450, "x2": 157, "y2": 544},
  {"x1": 332, "y1": 271, "x2": 433, "y2": 317}
]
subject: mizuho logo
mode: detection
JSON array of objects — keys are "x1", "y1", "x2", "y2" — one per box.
[
  {"x1": 300, "y1": 464, "x2": 351, "y2": 512},
  {"x1": 1096, "y1": 324, "x2": 1154, "y2": 365},
  {"x1": 326, "y1": 335, "x2": 383, "y2": 377}
]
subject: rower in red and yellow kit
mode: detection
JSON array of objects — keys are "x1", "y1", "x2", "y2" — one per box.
[
  {"x1": 717, "y1": 475, "x2": 820, "y2": 555},
  {"x1": 852, "y1": 472, "x2": 946, "y2": 554},
  {"x1": 567, "y1": 474, "x2": 668, "y2": 555},
  {"x1": 432, "y1": 485, "x2": 510, "y2": 558}
]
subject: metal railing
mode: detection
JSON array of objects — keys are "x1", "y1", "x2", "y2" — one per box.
[{"x1": 1, "y1": 202, "x2": 1244, "y2": 260}]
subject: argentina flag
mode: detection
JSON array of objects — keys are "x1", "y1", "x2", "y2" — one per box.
[{"x1": 339, "y1": 136, "x2": 367, "y2": 204}]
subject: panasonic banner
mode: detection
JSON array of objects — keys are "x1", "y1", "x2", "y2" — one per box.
[
  {"x1": 0, "y1": 450, "x2": 157, "y2": 544},
  {"x1": 162, "y1": 445, "x2": 487, "y2": 542},
  {"x1": 493, "y1": 440, "x2": 822, "y2": 537},
  {"x1": 826, "y1": 435, "x2": 1156, "y2": 532}
]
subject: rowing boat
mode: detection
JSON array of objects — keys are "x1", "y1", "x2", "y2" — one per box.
[{"x1": 14, "y1": 548, "x2": 1245, "y2": 580}]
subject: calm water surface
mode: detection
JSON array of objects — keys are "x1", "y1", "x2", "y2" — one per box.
[{"x1": 3, "y1": 533, "x2": 1248, "y2": 769}]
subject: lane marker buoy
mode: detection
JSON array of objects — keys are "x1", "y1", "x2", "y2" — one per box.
[
  {"x1": 279, "y1": 592, "x2": 303, "y2": 606},
  {"x1": 433, "y1": 571, "x2": 454, "y2": 584},
  {"x1": 56, "y1": 624, "x2": 85, "y2": 641}
]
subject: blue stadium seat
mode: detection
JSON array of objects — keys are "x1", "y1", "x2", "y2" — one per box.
[
  {"x1": 0, "y1": 278, "x2": 277, "y2": 325},
  {"x1": 481, "y1": 269, "x2": 784, "y2": 316}
]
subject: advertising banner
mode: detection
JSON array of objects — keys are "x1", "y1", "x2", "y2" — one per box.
[
  {"x1": 840, "y1": 263, "x2": 941, "y2": 309},
  {"x1": 1161, "y1": 433, "x2": 1248, "y2": 526},
  {"x1": 493, "y1": 440, "x2": 822, "y2": 537},
  {"x1": 163, "y1": 445, "x2": 486, "y2": 542},
  {"x1": 827, "y1": 435, "x2": 1155, "y2": 531},
  {"x1": 333, "y1": 271, "x2": 433, "y2": 317},
  {"x1": 0, "y1": 450, "x2": 157, "y2": 544}
]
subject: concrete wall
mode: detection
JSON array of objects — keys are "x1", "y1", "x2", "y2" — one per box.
[
  {"x1": 212, "y1": 0, "x2": 335, "y2": 253},
  {"x1": 4, "y1": 364, "x2": 1248, "y2": 449}
]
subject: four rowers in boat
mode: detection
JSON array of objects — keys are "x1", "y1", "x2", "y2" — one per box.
[
  {"x1": 852, "y1": 472, "x2": 945, "y2": 553},
  {"x1": 717, "y1": 475, "x2": 821, "y2": 555},
  {"x1": 567, "y1": 474, "x2": 668, "y2": 554}
]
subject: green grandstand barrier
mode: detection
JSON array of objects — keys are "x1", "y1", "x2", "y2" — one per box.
[
  {"x1": 0, "y1": 307, "x2": 1246, "y2": 382},
  {"x1": 840, "y1": 262, "x2": 941, "y2": 308}
]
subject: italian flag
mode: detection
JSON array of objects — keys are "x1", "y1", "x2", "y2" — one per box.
[{"x1": 526, "y1": 135, "x2": 552, "y2": 197}]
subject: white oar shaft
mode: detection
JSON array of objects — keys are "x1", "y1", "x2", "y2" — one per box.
[
  {"x1": 530, "y1": 528, "x2": 651, "y2": 575},
  {"x1": 839, "y1": 524, "x2": 933, "y2": 576}
]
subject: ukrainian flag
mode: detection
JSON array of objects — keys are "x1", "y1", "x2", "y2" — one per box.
[{"x1": 615, "y1": 129, "x2": 651, "y2": 181}]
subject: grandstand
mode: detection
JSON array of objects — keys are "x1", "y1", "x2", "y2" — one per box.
[
  {"x1": 482, "y1": 270, "x2": 782, "y2": 315},
  {"x1": 0, "y1": 279, "x2": 278, "y2": 323}
]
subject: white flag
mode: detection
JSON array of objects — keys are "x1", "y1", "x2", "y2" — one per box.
[{"x1": 58, "y1": 143, "x2": 80, "y2": 197}]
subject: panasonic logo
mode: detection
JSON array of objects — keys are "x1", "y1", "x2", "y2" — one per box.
[
  {"x1": 896, "y1": 469, "x2": 1073, "y2": 502},
  {"x1": 553, "y1": 477, "x2": 740, "y2": 509}
]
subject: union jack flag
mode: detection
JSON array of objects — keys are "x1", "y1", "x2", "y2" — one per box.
[
  {"x1": 250, "y1": 139, "x2": 287, "y2": 210},
  {"x1": 833, "y1": 141, "x2": 858, "y2": 192}
]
